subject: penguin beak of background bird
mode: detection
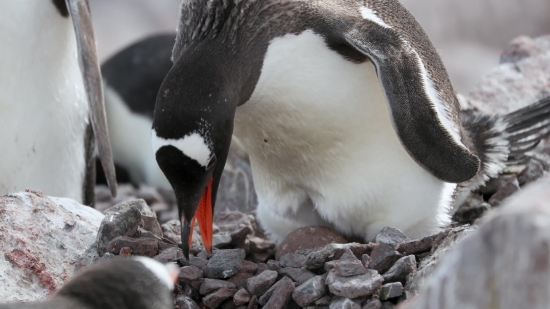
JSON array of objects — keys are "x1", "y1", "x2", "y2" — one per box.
[
  {"x1": 67, "y1": 0, "x2": 117, "y2": 198},
  {"x1": 182, "y1": 177, "x2": 214, "y2": 257}
]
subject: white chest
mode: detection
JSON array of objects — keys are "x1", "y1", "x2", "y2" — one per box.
[
  {"x1": 233, "y1": 30, "x2": 453, "y2": 242},
  {"x1": 0, "y1": 2, "x2": 88, "y2": 201}
]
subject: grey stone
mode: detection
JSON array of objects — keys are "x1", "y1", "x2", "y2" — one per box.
[
  {"x1": 369, "y1": 243, "x2": 403, "y2": 273},
  {"x1": 488, "y1": 177, "x2": 520, "y2": 206},
  {"x1": 397, "y1": 230, "x2": 451, "y2": 256},
  {"x1": 292, "y1": 274, "x2": 327, "y2": 307},
  {"x1": 379, "y1": 282, "x2": 403, "y2": 300},
  {"x1": 213, "y1": 232, "x2": 233, "y2": 249},
  {"x1": 233, "y1": 288, "x2": 251, "y2": 306},
  {"x1": 518, "y1": 158, "x2": 545, "y2": 185},
  {"x1": 259, "y1": 276, "x2": 295, "y2": 307},
  {"x1": 96, "y1": 205, "x2": 141, "y2": 255},
  {"x1": 104, "y1": 198, "x2": 156, "y2": 217},
  {"x1": 240, "y1": 260, "x2": 258, "y2": 275},
  {"x1": 362, "y1": 299, "x2": 382, "y2": 309},
  {"x1": 330, "y1": 297, "x2": 361, "y2": 309},
  {"x1": 325, "y1": 249, "x2": 368, "y2": 277},
  {"x1": 228, "y1": 272, "x2": 253, "y2": 290},
  {"x1": 246, "y1": 270, "x2": 278, "y2": 297},
  {"x1": 315, "y1": 295, "x2": 332, "y2": 306},
  {"x1": 140, "y1": 215, "x2": 163, "y2": 237},
  {"x1": 362, "y1": 254, "x2": 371, "y2": 269},
  {"x1": 279, "y1": 253, "x2": 307, "y2": 268},
  {"x1": 382, "y1": 255, "x2": 416, "y2": 283},
  {"x1": 247, "y1": 295, "x2": 258, "y2": 309},
  {"x1": 175, "y1": 294, "x2": 200, "y2": 309},
  {"x1": 202, "y1": 288, "x2": 237, "y2": 309},
  {"x1": 306, "y1": 243, "x2": 370, "y2": 270},
  {"x1": 178, "y1": 265, "x2": 204, "y2": 283},
  {"x1": 106, "y1": 236, "x2": 158, "y2": 257},
  {"x1": 326, "y1": 269, "x2": 384, "y2": 299},
  {"x1": 200, "y1": 278, "x2": 237, "y2": 295},
  {"x1": 153, "y1": 246, "x2": 182, "y2": 263},
  {"x1": 374, "y1": 227, "x2": 410, "y2": 247},
  {"x1": 278, "y1": 267, "x2": 316, "y2": 285},
  {"x1": 266, "y1": 260, "x2": 280, "y2": 271},
  {"x1": 161, "y1": 219, "x2": 181, "y2": 244},
  {"x1": 276, "y1": 226, "x2": 347, "y2": 260},
  {"x1": 204, "y1": 249, "x2": 246, "y2": 279}
]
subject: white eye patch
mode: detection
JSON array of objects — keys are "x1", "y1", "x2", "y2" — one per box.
[{"x1": 151, "y1": 129, "x2": 212, "y2": 167}]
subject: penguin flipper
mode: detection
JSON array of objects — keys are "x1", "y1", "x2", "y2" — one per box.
[
  {"x1": 67, "y1": 0, "x2": 117, "y2": 197},
  {"x1": 343, "y1": 30, "x2": 480, "y2": 183}
]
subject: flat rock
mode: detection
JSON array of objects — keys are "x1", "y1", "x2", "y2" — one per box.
[
  {"x1": 326, "y1": 269, "x2": 384, "y2": 299},
  {"x1": 382, "y1": 255, "x2": 416, "y2": 283},
  {"x1": 246, "y1": 270, "x2": 278, "y2": 297},
  {"x1": 306, "y1": 243, "x2": 371, "y2": 270},
  {"x1": 0, "y1": 192, "x2": 103, "y2": 302},
  {"x1": 276, "y1": 226, "x2": 347, "y2": 260},
  {"x1": 204, "y1": 249, "x2": 246, "y2": 279},
  {"x1": 292, "y1": 274, "x2": 327, "y2": 307},
  {"x1": 141, "y1": 215, "x2": 163, "y2": 238},
  {"x1": 259, "y1": 276, "x2": 295, "y2": 307},
  {"x1": 369, "y1": 243, "x2": 403, "y2": 273},
  {"x1": 228, "y1": 272, "x2": 253, "y2": 290},
  {"x1": 179, "y1": 265, "x2": 204, "y2": 283},
  {"x1": 374, "y1": 227, "x2": 410, "y2": 247},
  {"x1": 153, "y1": 246, "x2": 182, "y2": 263},
  {"x1": 380, "y1": 282, "x2": 403, "y2": 300},
  {"x1": 175, "y1": 294, "x2": 200, "y2": 309},
  {"x1": 278, "y1": 267, "x2": 316, "y2": 285},
  {"x1": 397, "y1": 230, "x2": 451, "y2": 256},
  {"x1": 488, "y1": 177, "x2": 520, "y2": 207},
  {"x1": 200, "y1": 278, "x2": 237, "y2": 295},
  {"x1": 161, "y1": 220, "x2": 181, "y2": 244},
  {"x1": 234, "y1": 288, "x2": 251, "y2": 306},
  {"x1": 240, "y1": 260, "x2": 258, "y2": 275},
  {"x1": 106, "y1": 236, "x2": 158, "y2": 257},
  {"x1": 202, "y1": 288, "x2": 237, "y2": 309},
  {"x1": 325, "y1": 249, "x2": 368, "y2": 277},
  {"x1": 330, "y1": 297, "x2": 361, "y2": 309},
  {"x1": 517, "y1": 158, "x2": 545, "y2": 185},
  {"x1": 279, "y1": 253, "x2": 307, "y2": 268},
  {"x1": 362, "y1": 299, "x2": 382, "y2": 309},
  {"x1": 96, "y1": 204, "x2": 141, "y2": 255}
]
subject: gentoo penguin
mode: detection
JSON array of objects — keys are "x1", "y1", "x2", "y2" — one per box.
[
  {"x1": 0, "y1": 257, "x2": 178, "y2": 309},
  {"x1": 151, "y1": 0, "x2": 550, "y2": 257},
  {"x1": 0, "y1": 0, "x2": 117, "y2": 204}
]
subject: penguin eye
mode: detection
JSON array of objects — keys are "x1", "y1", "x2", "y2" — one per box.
[{"x1": 206, "y1": 154, "x2": 217, "y2": 170}]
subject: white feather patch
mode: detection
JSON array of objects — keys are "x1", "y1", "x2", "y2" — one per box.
[
  {"x1": 359, "y1": 6, "x2": 391, "y2": 29},
  {"x1": 151, "y1": 129, "x2": 212, "y2": 167},
  {"x1": 133, "y1": 256, "x2": 175, "y2": 290}
]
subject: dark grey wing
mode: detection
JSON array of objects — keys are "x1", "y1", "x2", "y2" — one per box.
[{"x1": 332, "y1": 2, "x2": 480, "y2": 183}]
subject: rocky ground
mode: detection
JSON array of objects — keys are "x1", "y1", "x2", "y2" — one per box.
[{"x1": 1, "y1": 34, "x2": 550, "y2": 308}]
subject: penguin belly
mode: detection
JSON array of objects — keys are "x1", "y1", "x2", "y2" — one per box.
[
  {"x1": 0, "y1": 2, "x2": 88, "y2": 202},
  {"x1": 233, "y1": 30, "x2": 455, "y2": 242}
]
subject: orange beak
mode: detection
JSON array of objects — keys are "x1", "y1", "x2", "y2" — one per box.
[{"x1": 186, "y1": 177, "x2": 214, "y2": 254}]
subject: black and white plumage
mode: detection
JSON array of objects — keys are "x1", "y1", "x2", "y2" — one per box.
[
  {"x1": 0, "y1": 0, "x2": 116, "y2": 204},
  {"x1": 151, "y1": 0, "x2": 550, "y2": 256},
  {"x1": 0, "y1": 257, "x2": 177, "y2": 309}
]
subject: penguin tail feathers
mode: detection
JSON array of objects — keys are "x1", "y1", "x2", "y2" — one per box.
[{"x1": 461, "y1": 95, "x2": 550, "y2": 188}]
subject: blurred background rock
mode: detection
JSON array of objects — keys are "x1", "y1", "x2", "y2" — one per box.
[{"x1": 90, "y1": 0, "x2": 550, "y2": 94}]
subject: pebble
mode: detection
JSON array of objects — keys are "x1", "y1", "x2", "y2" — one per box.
[
  {"x1": 306, "y1": 243, "x2": 365, "y2": 270},
  {"x1": 179, "y1": 266, "x2": 204, "y2": 284},
  {"x1": 233, "y1": 288, "x2": 251, "y2": 306},
  {"x1": 330, "y1": 297, "x2": 361, "y2": 309},
  {"x1": 292, "y1": 274, "x2": 327, "y2": 307},
  {"x1": 96, "y1": 206, "x2": 141, "y2": 255},
  {"x1": 240, "y1": 260, "x2": 259, "y2": 275},
  {"x1": 362, "y1": 298, "x2": 382, "y2": 309},
  {"x1": 315, "y1": 295, "x2": 332, "y2": 306},
  {"x1": 204, "y1": 249, "x2": 246, "y2": 279},
  {"x1": 397, "y1": 229, "x2": 450, "y2": 255},
  {"x1": 369, "y1": 243, "x2": 403, "y2": 273},
  {"x1": 202, "y1": 288, "x2": 237, "y2": 309},
  {"x1": 228, "y1": 272, "x2": 254, "y2": 290},
  {"x1": 278, "y1": 267, "x2": 316, "y2": 285},
  {"x1": 374, "y1": 227, "x2": 410, "y2": 248},
  {"x1": 379, "y1": 282, "x2": 403, "y2": 300},
  {"x1": 174, "y1": 294, "x2": 200, "y2": 309},
  {"x1": 200, "y1": 278, "x2": 237, "y2": 295},
  {"x1": 279, "y1": 253, "x2": 307, "y2": 268},
  {"x1": 247, "y1": 270, "x2": 278, "y2": 297},
  {"x1": 154, "y1": 246, "x2": 182, "y2": 263},
  {"x1": 517, "y1": 158, "x2": 545, "y2": 185},
  {"x1": 276, "y1": 226, "x2": 347, "y2": 260},
  {"x1": 106, "y1": 236, "x2": 158, "y2": 257},
  {"x1": 247, "y1": 295, "x2": 258, "y2": 309},
  {"x1": 259, "y1": 276, "x2": 295, "y2": 307},
  {"x1": 382, "y1": 255, "x2": 416, "y2": 283},
  {"x1": 326, "y1": 269, "x2": 384, "y2": 299},
  {"x1": 325, "y1": 249, "x2": 368, "y2": 277}
]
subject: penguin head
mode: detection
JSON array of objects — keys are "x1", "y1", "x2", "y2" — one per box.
[{"x1": 56, "y1": 257, "x2": 178, "y2": 309}]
